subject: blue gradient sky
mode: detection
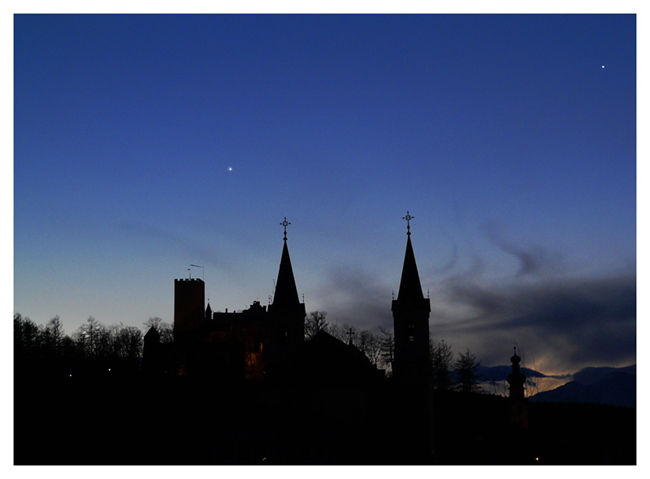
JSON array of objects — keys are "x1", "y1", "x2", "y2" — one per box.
[{"x1": 14, "y1": 14, "x2": 636, "y2": 374}]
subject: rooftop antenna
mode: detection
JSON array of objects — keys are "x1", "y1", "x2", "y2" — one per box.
[
  {"x1": 188, "y1": 268, "x2": 191, "y2": 279},
  {"x1": 190, "y1": 264, "x2": 204, "y2": 281}
]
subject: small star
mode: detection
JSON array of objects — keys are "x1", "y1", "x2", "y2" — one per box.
[
  {"x1": 602, "y1": 65, "x2": 605, "y2": 69},
  {"x1": 228, "y1": 167, "x2": 233, "y2": 171}
]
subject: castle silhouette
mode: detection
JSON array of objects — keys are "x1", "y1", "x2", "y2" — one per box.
[
  {"x1": 143, "y1": 214, "x2": 431, "y2": 386},
  {"x1": 136, "y1": 214, "x2": 532, "y2": 464}
]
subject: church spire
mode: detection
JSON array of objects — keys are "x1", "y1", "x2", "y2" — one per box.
[
  {"x1": 268, "y1": 217, "x2": 306, "y2": 374},
  {"x1": 272, "y1": 217, "x2": 301, "y2": 310},
  {"x1": 392, "y1": 211, "x2": 431, "y2": 382},
  {"x1": 396, "y1": 211, "x2": 426, "y2": 303}
]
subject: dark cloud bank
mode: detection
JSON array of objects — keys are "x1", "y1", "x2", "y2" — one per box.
[
  {"x1": 320, "y1": 232, "x2": 635, "y2": 374},
  {"x1": 440, "y1": 272, "x2": 636, "y2": 372}
]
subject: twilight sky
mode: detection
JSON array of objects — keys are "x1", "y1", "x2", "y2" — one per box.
[{"x1": 13, "y1": 13, "x2": 636, "y2": 375}]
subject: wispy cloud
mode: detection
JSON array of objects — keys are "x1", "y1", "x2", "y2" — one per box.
[
  {"x1": 318, "y1": 265, "x2": 393, "y2": 331},
  {"x1": 481, "y1": 220, "x2": 564, "y2": 278},
  {"x1": 119, "y1": 220, "x2": 235, "y2": 274},
  {"x1": 312, "y1": 222, "x2": 635, "y2": 375}
]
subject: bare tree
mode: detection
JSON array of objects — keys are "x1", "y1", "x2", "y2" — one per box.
[
  {"x1": 14, "y1": 313, "x2": 41, "y2": 362},
  {"x1": 304, "y1": 311, "x2": 329, "y2": 340},
  {"x1": 454, "y1": 348, "x2": 482, "y2": 393},
  {"x1": 41, "y1": 315, "x2": 65, "y2": 360},
  {"x1": 378, "y1": 327, "x2": 395, "y2": 375},
  {"x1": 110, "y1": 324, "x2": 143, "y2": 360},
  {"x1": 143, "y1": 317, "x2": 174, "y2": 343},
  {"x1": 357, "y1": 330, "x2": 382, "y2": 366},
  {"x1": 73, "y1": 317, "x2": 110, "y2": 358},
  {"x1": 431, "y1": 339, "x2": 454, "y2": 390},
  {"x1": 45, "y1": 316, "x2": 64, "y2": 352},
  {"x1": 328, "y1": 323, "x2": 351, "y2": 344}
]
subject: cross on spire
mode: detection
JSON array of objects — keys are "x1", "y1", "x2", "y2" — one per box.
[
  {"x1": 280, "y1": 216, "x2": 291, "y2": 241},
  {"x1": 402, "y1": 211, "x2": 414, "y2": 236}
]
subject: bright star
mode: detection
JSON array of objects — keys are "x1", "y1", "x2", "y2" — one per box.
[{"x1": 228, "y1": 167, "x2": 233, "y2": 171}]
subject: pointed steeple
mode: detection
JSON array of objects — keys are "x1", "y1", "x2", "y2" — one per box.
[
  {"x1": 394, "y1": 211, "x2": 429, "y2": 308},
  {"x1": 272, "y1": 238, "x2": 301, "y2": 309},
  {"x1": 271, "y1": 217, "x2": 302, "y2": 311},
  {"x1": 397, "y1": 234, "x2": 425, "y2": 303},
  {"x1": 268, "y1": 217, "x2": 306, "y2": 374}
]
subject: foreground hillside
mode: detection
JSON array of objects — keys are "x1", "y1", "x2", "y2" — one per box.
[{"x1": 15, "y1": 373, "x2": 635, "y2": 465}]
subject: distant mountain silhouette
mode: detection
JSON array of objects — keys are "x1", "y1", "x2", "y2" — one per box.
[
  {"x1": 530, "y1": 365, "x2": 636, "y2": 408},
  {"x1": 476, "y1": 364, "x2": 549, "y2": 382},
  {"x1": 571, "y1": 364, "x2": 636, "y2": 384}
]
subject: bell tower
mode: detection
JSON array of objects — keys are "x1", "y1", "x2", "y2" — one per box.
[
  {"x1": 267, "y1": 217, "x2": 306, "y2": 376},
  {"x1": 507, "y1": 347, "x2": 529, "y2": 430},
  {"x1": 391, "y1": 211, "x2": 431, "y2": 382}
]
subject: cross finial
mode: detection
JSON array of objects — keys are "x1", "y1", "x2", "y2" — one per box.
[
  {"x1": 402, "y1": 211, "x2": 414, "y2": 236},
  {"x1": 280, "y1": 216, "x2": 291, "y2": 241}
]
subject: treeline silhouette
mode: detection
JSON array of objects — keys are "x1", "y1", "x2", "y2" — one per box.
[
  {"x1": 15, "y1": 311, "x2": 482, "y2": 391},
  {"x1": 14, "y1": 313, "x2": 157, "y2": 380}
]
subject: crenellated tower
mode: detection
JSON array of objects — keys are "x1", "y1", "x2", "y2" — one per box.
[
  {"x1": 173, "y1": 278, "x2": 205, "y2": 341},
  {"x1": 392, "y1": 211, "x2": 431, "y2": 382}
]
